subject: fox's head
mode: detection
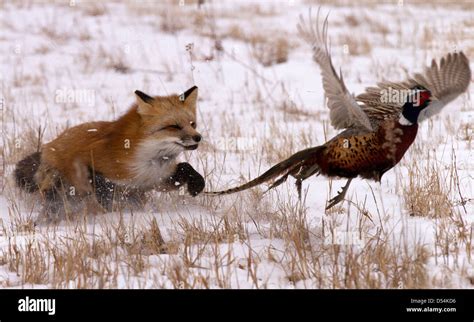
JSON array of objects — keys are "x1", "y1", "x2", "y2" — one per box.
[{"x1": 134, "y1": 86, "x2": 201, "y2": 155}]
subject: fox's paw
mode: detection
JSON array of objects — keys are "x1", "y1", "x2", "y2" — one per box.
[
  {"x1": 176, "y1": 162, "x2": 205, "y2": 196},
  {"x1": 187, "y1": 171, "x2": 205, "y2": 196}
]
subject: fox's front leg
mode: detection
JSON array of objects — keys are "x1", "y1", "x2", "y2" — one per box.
[{"x1": 161, "y1": 162, "x2": 205, "y2": 196}]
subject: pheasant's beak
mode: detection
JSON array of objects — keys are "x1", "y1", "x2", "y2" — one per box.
[{"x1": 430, "y1": 95, "x2": 439, "y2": 101}]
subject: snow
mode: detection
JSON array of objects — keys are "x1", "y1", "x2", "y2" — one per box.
[{"x1": 0, "y1": 0, "x2": 473, "y2": 289}]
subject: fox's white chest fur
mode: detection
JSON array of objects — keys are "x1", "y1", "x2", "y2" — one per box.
[{"x1": 124, "y1": 138, "x2": 182, "y2": 189}]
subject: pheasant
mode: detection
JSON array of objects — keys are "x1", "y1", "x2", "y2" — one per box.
[{"x1": 207, "y1": 10, "x2": 471, "y2": 209}]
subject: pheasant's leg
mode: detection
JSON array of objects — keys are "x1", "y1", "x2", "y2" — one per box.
[
  {"x1": 326, "y1": 178, "x2": 353, "y2": 210},
  {"x1": 295, "y1": 179, "x2": 302, "y2": 200}
]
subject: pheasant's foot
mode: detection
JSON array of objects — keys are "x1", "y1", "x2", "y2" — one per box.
[
  {"x1": 326, "y1": 178, "x2": 353, "y2": 210},
  {"x1": 296, "y1": 179, "x2": 302, "y2": 200}
]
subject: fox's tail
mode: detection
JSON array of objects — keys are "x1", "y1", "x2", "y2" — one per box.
[
  {"x1": 205, "y1": 145, "x2": 325, "y2": 195},
  {"x1": 15, "y1": 152, "x2": 41, "y2": 193}
]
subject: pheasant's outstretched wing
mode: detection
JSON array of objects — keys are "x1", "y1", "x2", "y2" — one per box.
[
  {"x1": 357, "y1": 52, "x2": 471, "y2": 127},
  {"x1": 297, "y1": 8, "x2": 373, "y2": 132},
  {"x1": 409, "y1": 52, "x2": 471, "y2": 122}
]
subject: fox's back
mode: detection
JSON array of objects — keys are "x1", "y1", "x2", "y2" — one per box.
[{"x1": 42, "y1": 121, "x2": 114, "y2": 169}]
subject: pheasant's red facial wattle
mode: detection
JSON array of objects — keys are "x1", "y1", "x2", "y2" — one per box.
[{"x1": 416, "y1": 90, "x2": 432, "y2": 108}]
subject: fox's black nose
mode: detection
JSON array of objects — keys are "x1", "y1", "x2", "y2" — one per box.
[{"x1": 193, "y1": 135, "x2": 202, "y2": 142}]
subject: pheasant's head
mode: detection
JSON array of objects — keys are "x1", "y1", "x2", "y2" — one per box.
[
  {"x1": 400, "y1": 85, "x2": 436, "y2": 125},
  {"x1": 413, "y1": 85, "x2": 433, "y2": 108}
]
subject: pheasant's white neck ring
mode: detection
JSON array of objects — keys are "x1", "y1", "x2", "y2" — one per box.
[{"x1": 399, "y1": 114, "x2": 413, "y2": 126}]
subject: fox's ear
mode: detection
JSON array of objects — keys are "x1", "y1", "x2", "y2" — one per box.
[
  {"x1": 135, "y1": 90, "x2": 154, "y2": 115},
  {"x1": 179, "y1": 86, "x2": 198, "y2": 106}
]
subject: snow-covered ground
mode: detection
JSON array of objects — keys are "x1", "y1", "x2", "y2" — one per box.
[{"x1": 0, "y1": 0, "x2": 473, "y2": 289}]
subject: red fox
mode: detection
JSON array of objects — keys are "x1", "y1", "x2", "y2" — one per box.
[{"x1": 15, "y1": 86, "x2": 205, "y2": 221}]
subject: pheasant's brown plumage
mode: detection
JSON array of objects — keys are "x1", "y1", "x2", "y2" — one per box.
[{"x1": 206, "y1": 9, "x2": 471, "y2": 209}]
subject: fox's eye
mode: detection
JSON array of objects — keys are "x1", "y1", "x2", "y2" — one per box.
[
  {"x1": 165, "y1": 124, "x2": 182, "y2": 130},
  {"x1": 190, "y1": 121, "x2": 196, "y2": 128}
]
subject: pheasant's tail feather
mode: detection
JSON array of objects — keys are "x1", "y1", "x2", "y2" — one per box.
[{"x1": 205, "y1": 146, "x2": 325, "y2": 195}]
